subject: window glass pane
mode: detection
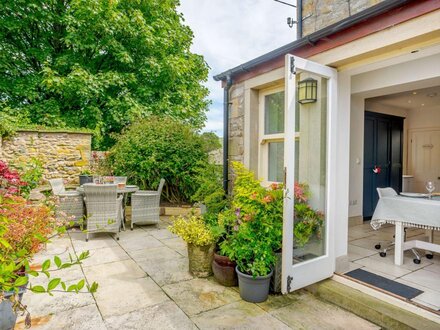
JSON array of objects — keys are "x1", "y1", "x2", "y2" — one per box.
[
  {"x1": 265, "y1": 92, "x2": 284, "y2": 134},
  {"x1": 268, "y1": 142, "x2": 284, "y2": 182},
  {"x1": 293, "y1": 75, "x2": 327, "y2": 265}
]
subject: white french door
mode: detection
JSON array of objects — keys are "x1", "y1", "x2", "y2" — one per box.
[{"x1": 281, "y1": 55, "x2": 338, "y2": 293}]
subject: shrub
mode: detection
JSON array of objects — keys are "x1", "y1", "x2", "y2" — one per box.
[
  {"x1": 219, "y1": 162, "x2": 284, "y2": 277},
  {"x1": 11, "y1": 158, "x2": 44, "y2": 198},
  {"x1": 0, "y1": 160, "x2": 27, "y2": 195},
  {"x1": 108, "y1": 117, "x2": 209, "y2": 204},
  {"x1": 168, "y1": 215, "x2": 216, "y2": 246}
]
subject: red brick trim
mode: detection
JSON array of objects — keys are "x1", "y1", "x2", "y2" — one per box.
[{"x1": 232, "y1": 0, "x2": 440, "y2": 84}]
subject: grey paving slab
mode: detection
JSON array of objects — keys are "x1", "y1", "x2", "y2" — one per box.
[
  {"x1": 127, "y1": 245, "x2": 182, "y2": 263},
  {"x1": 94, "y1": 276, "x2": 170, "y2": 318},
  {"x1": 70, "y1": 232, "x2": 119, "y2": 251},
  {"x1": 137, "y1": 256, "x2": 194, "y2": 286},
  {"x1": 162, "y1": 278, "x2": 241, "y2": 316},
  {"x1": 16, "y1": 303, "x2": 106, "y2": 330},
  {"x1": 256, "y1": 291, "x2": 301, "y2": 312},
  {"x1": 83, "y1": 259, "x2": 146, "y2": 282},
  {"x1": 270, "y1": 291, "x2": 380, "y2": 330},
  {"x1": 104, "y1": 301, "x2": 197, "y2": 330},
  {"x1": 161, "y1": 237, "x2": 188, "y2": 257},
  {"x1": 192, "y1": 301, "x2": 291, "y2": 330},
  {"x1": 117, "y1": 234, "x2": 164, "y2": 252},
  {"x1": 149, "y1": 228, "x2": 178, "y2": 240},
  {"x1": 21, "y1": 290, "x2": 95, "y2": 316},
  {"x1": 81, "y1": 246, "x2": 130, "y2": 267}
]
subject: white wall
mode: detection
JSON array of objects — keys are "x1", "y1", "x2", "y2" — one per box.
[
  {"x1": 407, "y1": 106, "x2": 440, "y2": 131},
  {"x1": 347, "y1": 54, "x2": 440, "y2": 218}
]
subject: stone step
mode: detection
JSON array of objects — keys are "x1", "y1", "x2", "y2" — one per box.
[{"x1": 307, "y1": 278, "x2": 440, "y2": 330}]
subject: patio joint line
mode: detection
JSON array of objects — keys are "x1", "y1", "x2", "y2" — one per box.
[
  {"x1": 113, "y1": 232, "x2": 201, "y2": 329},
  {"x1": 68, "y1": 231, "x2": 108, "y2": 329}
]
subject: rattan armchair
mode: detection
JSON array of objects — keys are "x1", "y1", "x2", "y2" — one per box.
[
  {"x1": 49, "y1": 178, "x2": 84, "y2": 226},
  {"x1": 131, "y1": 178, "x2": 165, "y2": 230},
  {"x1": 83, "y1": 184, "x2": 123, "y2": 241}
]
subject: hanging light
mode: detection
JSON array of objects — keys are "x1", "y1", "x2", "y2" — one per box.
[{"x1": 297, "y1": 78, "x2": 318, "y2": 104}]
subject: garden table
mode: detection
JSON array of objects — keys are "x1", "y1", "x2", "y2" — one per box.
[
  {"x1": 76, "y1": 184, "x2": 139, "y2": 230},
  {"x1": 371, "y1": 195, "x2": 440, "y2": 265}
]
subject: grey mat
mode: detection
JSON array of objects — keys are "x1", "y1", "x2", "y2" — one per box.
[{"x1": 345, "y1": 268, "x2": 423, "y2": 300}]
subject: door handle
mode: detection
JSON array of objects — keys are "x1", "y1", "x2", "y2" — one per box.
[{"x1": 373, "y1": 165, "x2": 381, "y2": 174}]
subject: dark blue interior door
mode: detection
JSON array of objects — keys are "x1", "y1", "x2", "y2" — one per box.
[{"x1": 363, "y1": 112, "x2": 403, "y2": 219}]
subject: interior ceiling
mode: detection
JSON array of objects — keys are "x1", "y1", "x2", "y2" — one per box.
[{"x1": 367, "y1": 85, "x2": 440, "y2": 111}]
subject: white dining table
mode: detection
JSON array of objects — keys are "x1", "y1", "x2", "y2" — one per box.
[{"x1": 371, "y1": 194, "x2": 440, "y2": 266}]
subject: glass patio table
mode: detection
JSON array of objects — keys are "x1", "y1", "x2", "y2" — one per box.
[{"x1": 76, "y1": 184, "x2": 139, "y2": 230}]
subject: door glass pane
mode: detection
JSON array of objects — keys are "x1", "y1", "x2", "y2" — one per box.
[
  {"x1": 268, "y1": 142, "x2": 284, "y2": 182},
  {"x1": 293, "y1": 73, "x2": 327, "y2": 265},
  {"x1": 265, "y1": 91, "x2": 285, "y2": 134}
]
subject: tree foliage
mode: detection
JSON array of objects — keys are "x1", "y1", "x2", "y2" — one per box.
[
  {"x1": 0, "y1": 0, "x2": 210, "y2": 148},
  {"x1": 108, "y1": 116, "x2": 210, "y2": 204}
]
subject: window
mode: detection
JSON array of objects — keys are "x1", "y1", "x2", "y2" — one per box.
[{"x1": 259, "y1": 87, "x2": 285, "y2": 184}]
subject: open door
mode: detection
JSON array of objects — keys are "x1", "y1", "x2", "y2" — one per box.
[{"x1": 282, "y1": 55, "x2": 337, "y2": 293}]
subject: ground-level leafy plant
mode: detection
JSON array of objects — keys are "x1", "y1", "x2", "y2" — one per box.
[
  {"x1": 0, "y1": 187, "x2": 97, "y2": 328},
  {"x1": 219, "y1": 162, "x2": 284, "y2": 278}
]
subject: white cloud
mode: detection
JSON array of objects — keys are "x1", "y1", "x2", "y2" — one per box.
[{"x1": 179, "y1": 0, "x2": 297, "y2": 136}]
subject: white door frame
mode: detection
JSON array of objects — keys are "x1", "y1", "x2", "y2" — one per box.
[{"x1": 282, "y1": 54, "x2": 338, "y2": 293}]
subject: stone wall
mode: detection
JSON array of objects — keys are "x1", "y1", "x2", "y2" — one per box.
[
  {"x1": 0, "y1": 130, "x2": 92, "y2": 183},
  {"x1": 228, "y1": 83, "x2": 245, "y2": 165},
  {"x1": 301, "y1": 0, "x2": 385, "y2": 36}
]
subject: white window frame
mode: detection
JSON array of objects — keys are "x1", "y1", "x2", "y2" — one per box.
[{"x1": 258, "y1": 85, "x2": 285, "y2": 185}]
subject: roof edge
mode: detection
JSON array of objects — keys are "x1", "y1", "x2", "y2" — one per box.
[{"x1": 213, "y1": 0, "x2": 411, "y2": 82}]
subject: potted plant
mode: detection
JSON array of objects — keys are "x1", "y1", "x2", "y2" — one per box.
[
  {"x1": 293, "y1": 183, "x2": 325, "y2": 248},
  {"x1": 79, "y1": 169, "x2": 93, "y2": 185},
  {"x1": 219, "y1": 162, "x2": 283, "y2": 302},
  {"x1": 0, "y1": 162, "x2": 98, "y2": 329},
  {"x1": 169, "y1": 215, "x2": 216, "y2": 277}
]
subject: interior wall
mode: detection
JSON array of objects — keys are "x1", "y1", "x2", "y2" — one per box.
[{"x1": 348, "y1": 53, "x2": 440, "y2": 218}]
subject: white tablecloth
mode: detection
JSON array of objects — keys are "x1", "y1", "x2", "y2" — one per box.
[{"x1": 371, "y1": 195, "x2": 440, "y2": 231}]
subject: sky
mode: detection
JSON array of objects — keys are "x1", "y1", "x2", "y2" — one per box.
[{"x1": 178, "y1": 0, "x2": 297, "y2": 137}]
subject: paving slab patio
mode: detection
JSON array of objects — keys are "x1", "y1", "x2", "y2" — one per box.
[{"x1": 19, "y1": 217, "x2": 380, "y2": 329}]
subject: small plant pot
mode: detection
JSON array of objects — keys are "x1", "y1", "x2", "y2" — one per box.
[
  {"x1": 212, "y1": 253, "x2": 237, "y2": 287},
  {"x1": 79, "y1": 175, "x2": 93, "y2": 185},
  {"x1": 236, "y1": 267, "x2": 273, "y2": 303},
  {"x1": 187, "y1": 243, "x2": 214, "y2": 277},
  {"x1": 0, "y1": 282, "x2": 27, "y2": 330}
]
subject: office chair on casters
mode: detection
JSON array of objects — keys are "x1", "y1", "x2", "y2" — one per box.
[{"x1": 374, "y1": 187, "x2": 423, "y2": 264}]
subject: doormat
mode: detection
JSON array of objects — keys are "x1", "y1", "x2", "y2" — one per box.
[{"x1": 345, "y1": 268, "x2": 423, "y2": 300}]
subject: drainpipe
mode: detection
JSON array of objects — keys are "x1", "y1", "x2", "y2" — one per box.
[
  {"x1": 223, "y1": 75, "x2": 233, "y2": 195},
  {"x1": 297, "y1": 0, "x2": 303, "y2": 39}
]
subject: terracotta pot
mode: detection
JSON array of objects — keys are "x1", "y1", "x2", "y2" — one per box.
[
  {"x1": 213, "y1": 252, "x2": 236, "y2": 267},
  {"x1": 212, "y1": 252, "x2": 238, "y2": 287},
  {"x1": 187, "y1": 243, "x2": 214, "y2": 277}
]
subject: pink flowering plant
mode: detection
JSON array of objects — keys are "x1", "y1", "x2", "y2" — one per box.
[
  {"x1": 219, "y1": 162, "x2": 284, "y2": 277},
  {"x1": 0, "y1": 173, "x2": 97, "y2": 327},
  {"x1": 293, "y1": 183, "x2": 325, "y2": 247},
  {"x1": 0, "y1": 160, "x2": 27, "y2": 195}
]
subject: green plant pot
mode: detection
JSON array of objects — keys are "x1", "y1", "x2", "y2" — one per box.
[
  {"x1": 236, "y1": 267, "x2": 273, "y2": 303},
  {"x1": 187, "y1": 243, "x2": 214, "y2": 277}
]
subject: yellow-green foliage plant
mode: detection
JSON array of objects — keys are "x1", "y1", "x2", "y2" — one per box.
[{"x1": 169, "y1": 215, "x2": 216, "y2": 246}]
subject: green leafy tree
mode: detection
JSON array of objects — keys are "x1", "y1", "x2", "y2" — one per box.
[{"x1": 0, "y1": 0, "x2": 210, "y2": 148}]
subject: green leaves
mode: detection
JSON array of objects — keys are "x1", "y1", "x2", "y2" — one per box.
[{"x1": 0, "y1": 0, "x2": 210, "y2": 148}]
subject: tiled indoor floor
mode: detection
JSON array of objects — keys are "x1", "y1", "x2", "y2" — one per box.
[{"x1": 346, "y1": 222, "x2": 440, "y2": 311}]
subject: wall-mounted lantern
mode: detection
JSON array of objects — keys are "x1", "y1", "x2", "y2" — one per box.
[{"x1": 297, "y1": 78, "x2": 317, "y2": 104}]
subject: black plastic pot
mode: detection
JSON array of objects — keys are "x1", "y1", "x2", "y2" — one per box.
[{"x1": 79, "y1": 175, "x2": 93, "y2": 185}]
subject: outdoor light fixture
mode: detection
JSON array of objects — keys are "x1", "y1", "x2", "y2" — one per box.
[{"x1": 297, "y1": 78, "x2": 318, "y2": 104}]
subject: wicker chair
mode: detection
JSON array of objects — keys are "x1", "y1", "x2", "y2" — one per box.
[
  {"x1": 49, "y1": 178, "x2": 84, "y2": 226},
  {"x1": 131, "y1": 178, "x2": 165, "y2": 230},
  {"x1": 83, "y1": 184, "x2": 123, "y2": 241}
]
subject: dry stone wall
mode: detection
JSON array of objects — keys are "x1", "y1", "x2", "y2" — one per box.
[
  {"x1": 228, "y1": 83, "x2": 245, "y2": 165},
  {"x1": 302, "y1": 0, "x2": 385, "y2": 36},
  {"x1": 0, "y1": 130, "x2": 92, "y2": 183}
]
